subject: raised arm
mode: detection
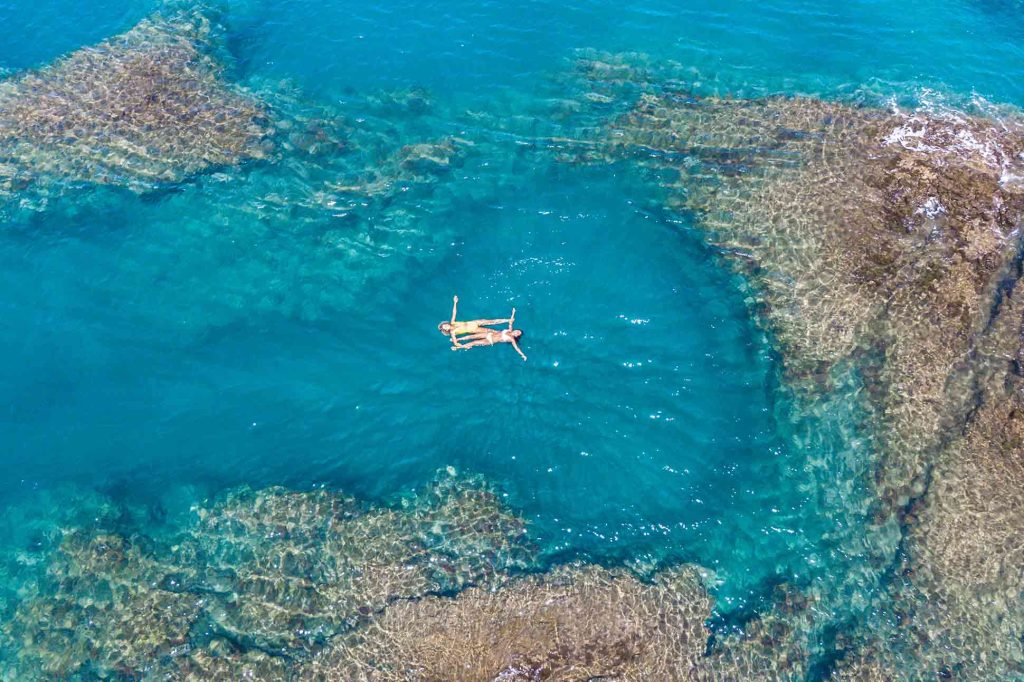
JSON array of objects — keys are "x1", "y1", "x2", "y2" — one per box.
[
  {"x1": 510, "y1": 337, "x2": 527, "y2": 361},
  {"x1": 508, "y1": 307, "x2": 516, "y2": 330},
  {"x1": 450, "y1": 295, "x2": 459, "y2": 325}
]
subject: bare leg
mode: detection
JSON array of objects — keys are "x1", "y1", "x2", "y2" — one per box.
[
  {"x1": 455, "y1": 339, "x2": 493, "y2": 350},
  {"x1": 458, "y1": 331, "x2": 493, "y2": 341},
  {"x1": 450, "y1": 331, "x2": 491, "y2": 350}
]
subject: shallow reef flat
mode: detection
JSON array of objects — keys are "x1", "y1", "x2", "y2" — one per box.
[
  {"x1": 0, "y1": 472, "x2": 533, "y2": 678},
  {"x1": 305, "y1": 563, "x2": 816, "y2": 681},
  {"x1": 0, "y1": 10, "x2": 273, "y2": 195},
  {"x1": 835, "y1": 285, "x2": 1024, "y2": 679},
  {"x1": 562, "y1": 51, "x2": 1024, "y2": 679},
  {"x1": 0, "y1": 472, "x2": 821, "y2": 680},
  {"x1": 304, "y1": 563, "x2": 714, "y2": 681}
]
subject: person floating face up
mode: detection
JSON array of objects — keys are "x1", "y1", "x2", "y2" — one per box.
[{"x1": 438, "y1": 295, "x2": 527, "y2": 361}]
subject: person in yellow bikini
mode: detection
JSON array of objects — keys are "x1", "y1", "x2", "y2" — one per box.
[{"x1": 438, "y1": 295, "x2": 527, "y2": 361}]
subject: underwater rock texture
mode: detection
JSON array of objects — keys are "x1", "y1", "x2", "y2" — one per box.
[
  {"x1": 304, "y1": 565, "x2": 816, "y2": 680},
  {"x1": 0, "y1": 472, "x2": 534, "y2": 679},
  {"x1": 835, "y1": 285, "x2": 1024, "y2": 679},
  {"x1": 174, "y1": 476, "x2": 532, "y2": 654},
  {"x1": 0, "y1": 11, "x2": 272, "y2": 194},
  {"x1": 0, "y1": 473, "x2": 819, "y2": 680},
  {"x1": 567, "y1": 52, "x2": 1024, "y2": 679},
  {"x1": 3, "y1": 532, "x2": 202, "y2": 678},
  {"x1": 305, "y1": 563, "x2": 713, "y2": 680}
]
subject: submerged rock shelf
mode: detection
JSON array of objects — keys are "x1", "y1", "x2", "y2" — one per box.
[
  {"x1": 0, "y1": 472, "x2": 818, "y2": 680},
  {"x1": 562, "y1": 51, "x2": 1024, "y2": 679},
  {"x1": 0, "y1": 10, "x2": 272, "y2": 194}
]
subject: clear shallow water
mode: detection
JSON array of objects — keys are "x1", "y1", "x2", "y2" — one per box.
[{"x1": 0, "y1": 0, "x2": 1022, "y2": 662}]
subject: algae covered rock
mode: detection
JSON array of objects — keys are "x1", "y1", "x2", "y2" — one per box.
[
  {"x1": 173, "y1": 472, "x2": 533, "y2": 654},
  {"x1": 305, "y1": 562, "x2": 714, "y2": 681},
  {"x1": 848, "y1": 285, "x2": 1024, "y2": 681},
  {"x1": 151, "y1": 637, "x2": 292, "y2": 681},
  {"x1": 0, "y1": 10, "x2": 273, "y2": 194},
  {"x1": 304, "y1": 561, "x2": 818, "y2": 681},
  {"x1": 3, "y1": 532, "x2": 202, "y2": 679},
  {"x1": 0, "y1": 471, "x2": 535, "y2": 677}
]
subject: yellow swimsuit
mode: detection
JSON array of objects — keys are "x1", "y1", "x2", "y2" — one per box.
[{"x1": 449, "y1": 321, "x2": 482, "y2": 335}]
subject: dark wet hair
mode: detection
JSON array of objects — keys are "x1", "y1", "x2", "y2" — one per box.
[
  {"x1": 512, "y1": 329, "x2": 523, "y2": 339},
  {"x1": 438, "y1": 321, "x2": 452, "y2": 332}
]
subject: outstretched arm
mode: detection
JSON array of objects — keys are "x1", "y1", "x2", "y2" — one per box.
[
  {"x1": 508, "y1": 307, "x2": 516, "y2": 331},
  {"x1": 450, "y1": 295, "x2": 459, "y2": 325},
  {"x1": 510, "y1": 337, "x2": 527, "y2": 361}
]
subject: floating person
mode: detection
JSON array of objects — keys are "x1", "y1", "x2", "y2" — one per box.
[
  {"x1": 438, "y1": 295, "x2": 513, "y2": 344},
  {"x1": 453, "y1": 325, "x2": 528, "y2": 362},
  {"x1": 439, "y1": 296, "x2": 527, "y2": 361}
]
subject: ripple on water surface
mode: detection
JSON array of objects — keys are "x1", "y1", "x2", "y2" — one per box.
[{"x1": 1, "y1": 148, "x2": 817, "y2": 601}]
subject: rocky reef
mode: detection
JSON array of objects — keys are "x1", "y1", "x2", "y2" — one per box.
[
  {"x1": 0, "y1": 11, "x2": 273, "y2": 195},
  {"x1": 834, "y1": 283, "x2": 1024, "y2": 680},
  {"x1": 306, "y1": 563, "x2": 713, "y2": 680},
  {"x1": 306, "y1": 564, "x2": 812, "y2": 681},
  {"x1": 174, "y1": 476, "x2": 532, "y2": 655},
  {"x1": 0, "y1": 472, "x2": 532, "y2": 678},
  {"x1": 560, "y1": 51, "x2": 1024, "y2": 679},
  {"x1": 0, "y1": 473, "x2": 822, "y2": 680}
]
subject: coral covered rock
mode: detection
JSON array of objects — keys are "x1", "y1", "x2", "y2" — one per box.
[
  {"x1": 0, "y1": 11, "x2": 272, "y2": 193},
  {"x1": 173, "y1": 473, "x2": 532, "y2": 653},
  {"x1": 305, "y1": 563, "x2": 713, "y2": 681},
  {"x1": 3, "y1": 532, "x2": 202, "y2": 678}
]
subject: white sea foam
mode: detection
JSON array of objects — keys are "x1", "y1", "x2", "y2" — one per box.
[{"x1": 882, "y1": 95, "x2": 1024, "y2": 194}]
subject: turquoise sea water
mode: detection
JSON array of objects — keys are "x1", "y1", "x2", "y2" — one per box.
[{"x1": 1, "y1": 0, "x2": 1023, "y2": 674}]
